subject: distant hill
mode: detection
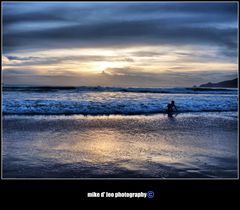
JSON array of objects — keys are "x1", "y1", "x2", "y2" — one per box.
[{"x1": 199, "y1": 78, "x2": 238, "y2": 88}]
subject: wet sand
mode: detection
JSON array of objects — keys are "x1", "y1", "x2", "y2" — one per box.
[{"x1": 2, "y1": 112, "x2": 238, "y2": 178}]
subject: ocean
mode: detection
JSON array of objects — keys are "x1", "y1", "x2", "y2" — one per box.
[
  {"x1": 2, "y1": 86, "x2": 238, "y2": 115},
  {"x1": 2, "y1": 86, "x2": 238, "y2": 178}
]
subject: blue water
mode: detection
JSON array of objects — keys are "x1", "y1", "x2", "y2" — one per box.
[{"x1": 3, "y1": 86, "x2": 238, "y2": 115}]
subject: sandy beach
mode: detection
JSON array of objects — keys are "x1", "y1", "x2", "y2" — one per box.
[{"x1": 2, "y1": 112, "x2": 238, "y2": 178}]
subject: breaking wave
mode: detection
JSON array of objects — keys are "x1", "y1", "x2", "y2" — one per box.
[{"x1": 3, "y1": 87, "x2": 237, "y2": 115}]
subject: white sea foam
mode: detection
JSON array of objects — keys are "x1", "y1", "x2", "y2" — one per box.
[{"x1": 3, "y1": 87, "x2": 237, "y2": 115}]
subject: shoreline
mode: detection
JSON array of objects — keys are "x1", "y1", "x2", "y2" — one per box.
[
  {"x1": 3, "y1": 111, "x2": 238, "y2": 178},
  {"x1": 2, "y1": 110, "x2": 238, "y2": 117}
]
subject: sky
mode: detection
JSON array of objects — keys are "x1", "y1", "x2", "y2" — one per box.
[{"x1": 2, "y1": 2, "x2": 238, "y2": 87}]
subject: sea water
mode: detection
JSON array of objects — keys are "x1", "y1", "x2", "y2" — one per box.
[{"x1": 2, "y1": 86, "x2": 238, "y2": 115}]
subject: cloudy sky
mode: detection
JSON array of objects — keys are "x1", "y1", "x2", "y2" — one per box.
[{"x1": 2, "y1": 2, "x2": 238, "y2": 87}]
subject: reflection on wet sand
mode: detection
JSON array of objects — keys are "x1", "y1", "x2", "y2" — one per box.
[{"x1": 3, "y1": 112, "x2": 238, "y2": 178}]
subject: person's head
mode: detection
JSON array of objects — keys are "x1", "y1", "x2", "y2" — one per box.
[{"x1": 171, "y1": 101, "x2": 175, "y2": 105}]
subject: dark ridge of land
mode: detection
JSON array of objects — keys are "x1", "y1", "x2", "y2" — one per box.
[{"x1": 199, "y1": 78, "x2": 238, "y2": 88}]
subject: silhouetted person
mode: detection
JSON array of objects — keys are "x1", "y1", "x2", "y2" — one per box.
[
  {"x1": 171, "y1": 100, "x2": 177, "y2": 111},
  {"x1": 167, "y1": 103, "x2": 173, "y2": 113},
  {"x1": 166, "y1": 100, "x2": 177, "y2": 117},
  {"x1": 166, "y1": 103, "x2": 172, "y2": 118}
]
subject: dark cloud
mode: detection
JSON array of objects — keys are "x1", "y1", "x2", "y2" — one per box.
[
  {"x1": 7, "y1": 55, "x2": 39, "y2": 61},
  {"x1": 3, "y1": 12, "x2": 66, "y2": 25},
  {"x1": 131, "y1": 51, "x2": 166, "y2": 57},
  {"x1": 3, "y1": 55, "x2": 134, "y2": 66},
  {"x1": 3, "y1": 68, "x2": 39, "y2": 75},
  {"x1": 4, "y1": 3, "x2": 236, "y2": 26},
  {"x1": 3, "y1": 2, "x2": 237, "y2": 56},
  {"x1": 3, "y1": 19, "x2": 237, "y2": 55},
  {"x1": 120, "y1": 2, "x2": 237, "y2": 15},
  {"x1": 104, "y1": 67, "x2": 237, "y2": 83},
  {"x1": 174, "y1": 49, "x2": 238, "y2": 63},
  {"x1": 108, "y1": 68, "x2": 237, "y2": 87},
  {"x1": 3, "y1": 65, "x2": 237, "y2": 87}
]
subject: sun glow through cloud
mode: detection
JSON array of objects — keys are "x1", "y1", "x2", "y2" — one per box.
[{"x1": 2, "y1": 2, "x2": 238, "y2": 87}]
